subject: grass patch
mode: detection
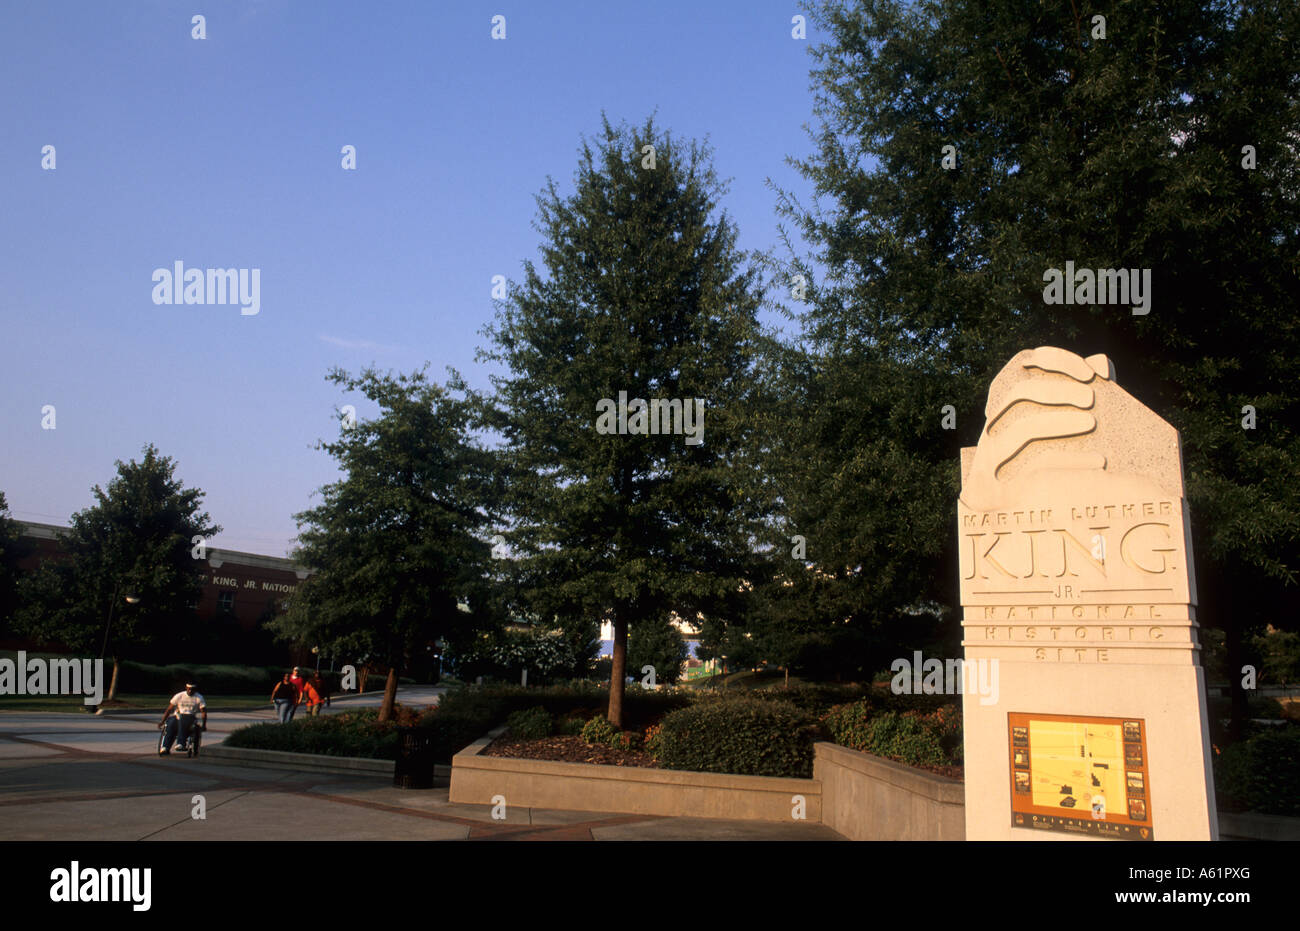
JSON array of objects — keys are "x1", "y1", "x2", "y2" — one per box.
[
  {"x1": 0, "y1": 693, "x2": 278, "y2": 713},
  {"x1": 0, "y1": 651, "x2": 291, "y2": 696}
]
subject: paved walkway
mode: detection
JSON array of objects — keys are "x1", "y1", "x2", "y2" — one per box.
[{"x1": 0, "y1": 695, "x2": 842, "y2": 841}]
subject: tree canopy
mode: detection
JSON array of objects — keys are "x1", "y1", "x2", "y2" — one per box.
[
  {"x1": 273, "y1": 368, "x2": 500, "y2": 720},
  {"x1": 481, "y1": 114, "x2": 776, "y2": 725},
  {"x1": 13, "y1": 445, "x2": 220, "y2": 697},
  {"x1": 769, "y1": 0, "x2": 1299, "y2": 708}
]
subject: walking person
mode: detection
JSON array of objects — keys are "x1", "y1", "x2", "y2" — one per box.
[
  {"x1": 287, "y1": 667, "x2": 305, "y2": 721},
  {"x1": 302, "y1": 674, "x2": 325, "y2": 718},
  {"x1": 271, "y1": 673, "x2": 296, "y2": 724}
]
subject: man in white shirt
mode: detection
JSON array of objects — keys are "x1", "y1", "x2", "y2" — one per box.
[{"x1": 159, "y1": 683, "x2": 207, "y2": 755}]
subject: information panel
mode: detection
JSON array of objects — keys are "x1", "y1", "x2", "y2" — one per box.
[{"x1": 1008, "y1": 712, "x2": 1153, "y2": 840}]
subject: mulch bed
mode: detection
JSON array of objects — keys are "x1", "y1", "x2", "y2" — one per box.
[{"x1": 482, "y1": 734, "x2": 659, "y2": 768}]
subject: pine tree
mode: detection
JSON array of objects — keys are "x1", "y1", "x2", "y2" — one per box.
[{"x1": 482, "y1": 115, "x2": 773, "y2": 726}]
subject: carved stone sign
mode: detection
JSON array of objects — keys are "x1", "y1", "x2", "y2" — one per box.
[{"x1": 959, "y1": 347, "x2": 1216, "y2": 840}]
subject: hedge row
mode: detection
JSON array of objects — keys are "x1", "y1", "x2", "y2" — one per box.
[
  {"x1": 118, "y1": 661, "x2": 285, "y2": 695},
  {"x1": 696, "y1": 683, "x2": 871, "y2": 715},
  {"x1": 223, "y1": 707, "x2": 412, "y2": 759},
  {"x1": 435, "y1": 682, "x2": 694, "y2": 733}
]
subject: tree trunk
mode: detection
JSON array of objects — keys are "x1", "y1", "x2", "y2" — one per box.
[
  {"x1": 378, "y1": 666, "x2": 399, "y2": 723},
  {"x1": 607, "y1": 614, "x2": 628, "y2": 729}
]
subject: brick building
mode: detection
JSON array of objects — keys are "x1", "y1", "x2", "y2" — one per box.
[{"x1": 15, "y1": 521, "x2": 310, "y2": 663}]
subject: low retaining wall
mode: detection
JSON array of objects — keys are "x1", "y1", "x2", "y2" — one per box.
[
  {"x1": 202, "y1": 745, "x2": 433, "y2": 778},
  {"x1": 813, "y1": 742, "x2": 1298, "y2": 841},
  {"x1": 1218, "y1": 810, "x2": 1300, "y2": 841},
  {"x1": 449, "y1": 729, "x2": 820, "y2": 822},
  {"x1": 814, "y1": 741, "x2": 965, "y2": 840}
]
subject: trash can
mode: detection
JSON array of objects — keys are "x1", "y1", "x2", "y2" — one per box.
[{"x1": 393, "y1": 726, "x2": 436, "y2": 790}]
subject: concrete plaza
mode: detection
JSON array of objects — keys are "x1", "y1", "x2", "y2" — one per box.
[{"x1": 0, "y1": 690, "x2": 842, "y2": 841}]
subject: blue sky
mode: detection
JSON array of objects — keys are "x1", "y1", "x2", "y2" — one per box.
[{"x1": 0, "y1": 1, "x2": 828, "y2": 555}]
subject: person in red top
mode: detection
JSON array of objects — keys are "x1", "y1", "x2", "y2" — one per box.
[{"x1": 287, "y1": 667, "x2": 305, "y2": 721}]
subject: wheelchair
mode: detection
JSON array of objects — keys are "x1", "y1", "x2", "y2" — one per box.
[{"x1": 158, "y1": 715, "x2": 203, "y2": 758}]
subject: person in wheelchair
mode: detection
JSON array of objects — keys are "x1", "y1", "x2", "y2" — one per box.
[{"x1": 158, "y1": 682, "x2": 207, "y2": 755}]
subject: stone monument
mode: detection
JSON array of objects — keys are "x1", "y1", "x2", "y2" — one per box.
[{"x1": 959, "y1": 346, "x2": 1217, "y2": 840}]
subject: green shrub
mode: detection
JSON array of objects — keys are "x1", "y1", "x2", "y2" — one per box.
[
  {"x1": 555, "y1": 716, "x2": 585, "y2": 736},
  {"x1": 433, "y1": 682, "x2": 693, "y2": 732},
  {"x1": 644, "y1": 723, "x2": 664, "y2": 756},
  {"x1": 874, "y1": 689, "x2": 957, "y2": 715},
  {"x1": 399, "y1": 681, "x2": 697, "y2": 760},
  {"x1": 860, "y1": 711, "x2": 947, "y2": 768},
  {"x1": 581, "y1": 716, "x2": 621, "y2": 748},
  {"x1": 653, "y1": 698, "x2": 819, "y2": 778},
  {"x1": 416, "y1": 693, "x2": 505, "y2": 761},
  {"x1": 926, "y1": 703, "x2": 963, "y2": 763},
  {"x1": 1214, "y1": 726, "x2": 1300, "y2": 815},
  {"x1": 824, "y1": 700, "x2": 960, "y2": 768},
  {"x1": 739, "y1": 683, "x2": 872, "y2": 714},
  {"x1": 823, "y1": 700, "x2": 874, "y2": 750},
  {"x1": 420, "y1": 712, "x2": 497, "y2": 762},
  {"x1": 1255, "y1": 697, "x2": 1285, "y2": 719},
  {"x1": 432, "y1": 687, "x2": 513, "y2": 722},
  {"x1": 506, "y1": 706, "x2": 552, "y2": 740}
]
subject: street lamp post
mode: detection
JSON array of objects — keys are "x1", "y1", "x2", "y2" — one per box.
[
  {"x1": 98, "y1": 580, "x2": 122, "y2": 667},
  {"x1": 96, "y1": 585, "x2": 139, "y2": 713}
]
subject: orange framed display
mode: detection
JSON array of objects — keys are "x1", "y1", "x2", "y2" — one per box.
[{"x1": 1007, "y1": 712, "x2": 1153, "y2": 840}]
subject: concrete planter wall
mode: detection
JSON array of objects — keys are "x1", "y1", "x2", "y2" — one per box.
[
  {"x1": 203, "y1": 745, "x2": 395, "y2": 775},
  {"x1": 814, "y1": 741, "x2": 965, "y2": 840},
  {"x1": 811, "y1": 742, "x2": 1300, "y2": 841},
  {"x1": 449, "y1": 730, "x2": 820, "y2": 823},
  {"x1": 203, "y1": 745, "x2": 423, "y2": 778}
]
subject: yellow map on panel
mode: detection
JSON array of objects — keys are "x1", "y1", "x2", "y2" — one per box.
[{"x1": 1028, "y1": 720, "x2": 1126, "y2": 818}]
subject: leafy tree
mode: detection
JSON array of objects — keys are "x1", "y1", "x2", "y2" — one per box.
[
  {"x1": 626, "y1": 617, "x2": 690, "y2": 687},
  {"x1": 0, "y1": 492, "x2": 33, "y2": 637},
  {"x1": 273, "y1": 368, "x2": 500, "y2": 721},
  {"x1": 776, "y1": 0, "x2": 1300, "y2": 730},
  {"x1": 13, "y1": 446, "x2": 220, "y2": 701},
  {"x1": 449, "y1": 624, "x2": 590, "y2": 684},
  {"x1": 1253, "y1": 625, "x2": 1300, "y2": 692},
  {"x1": 481, "y1": 115, "x2": 775, "y2": 726}
]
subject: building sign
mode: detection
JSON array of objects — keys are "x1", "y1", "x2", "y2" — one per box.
[
  {"x1": 209, "y1": 574, "x2": 299, "y2": 595},
  {"x1": 1008, "y1": 712, "x2": 1152, "y2": 840}
]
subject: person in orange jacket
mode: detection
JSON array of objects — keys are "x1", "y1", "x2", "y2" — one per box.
[{"x1": 302, "y1": 674, "x2": 325, "y2": 717}]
